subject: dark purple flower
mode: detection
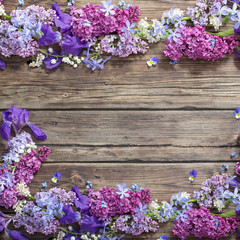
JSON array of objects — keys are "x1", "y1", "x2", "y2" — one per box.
[
  {"x1": 236, "y1": 51, "x2": 240, "y2": 58},
  {"x1": 0, "y1": 211, "x2": 11, "y2": 232},
  {"x1": 38, "y1": 25, "x2": 61, "y2": 46},
  {"x1": 8, "y1": 231, "x2": 29, "y2": 240},
  {"x1": 63, "y1": 229, "x2": 81, "y2": 240},
  {"x1": 43, "y1": 50, "x2": 63, "y2": 69},
  {"x1": 71, "y1": 185, "x2": 90, "y2": 212},
  {"x1": 0, "y1": 58, "x2": 5, "y2": 70},
  {"x1": 80, "y1": 212, "x2": 105, "y2": 234},
  {"x1": 61, "y1": 34, "x2": 88, "y2": 56},
  {"x1": 0, "y1": 106, "x2": 47, "y2": 141},
  {"x1": 52, "y1": 3, "x2": 72, "y2": 32},
  {"x1": 60, "y1": 205, "x2": 81, "y2": 224}
]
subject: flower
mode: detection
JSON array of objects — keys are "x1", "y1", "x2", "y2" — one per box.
[
  {"x1": 147, "y1": 57, "x2": 159, "y2": 67},
  {"x1": 51, "y1": 172, "x2": 62, "y2": 183},
  {"x1": 116, "y1": 183, "x2": 130, "y2": 198},
  {"x1": 220, "y1": 164, "x2": 229, "y2": 172},
  {"x1": 43, "y1": 50, "x2": 63, "y2": 69},
  {"x1": 86, "y1": 181, "x2": 92, "y2": 189},
  {"x1": 38, "y1": 25, "x2": 61, "y2": 46},
  {"x1": 134, "y1": 202, "x2": 148, "y2": 218},
  {"x1": 157, "y1": 235, "x2": 168, "y2": 240},
  {"x1": 60, "y1": 205, "x2": 80, "y2": 224},
  {"x1": 101, "y1": 0, "x2": 116, "y2": 16},
  {"x1": 234, "y1": 108, "x2": 240, "y2": 119},
  {"x1": 121, "y1": 20, "x2": 136, "y2": 38},
  {"x1": 8, "y1": 230, "x2": 29, "y2": 240},
  {"x1": 0, "y1": 106, "x2": 47, "y2": 141},
  {"x1": 0, "y1": 58, "x2": 5, "y2": 70},
  {"x1": 71, "y1": 185, "x2": 90, "y2": 212},
  {"x1": 188, "y1": 170, "x2": 197, "y2": 182},
  {"x1": 0, "y1": 211, "x2": 11, "y2": 232}
]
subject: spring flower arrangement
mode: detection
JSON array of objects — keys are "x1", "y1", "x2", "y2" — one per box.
[
  {"x1": 1, "y1": 0, "x2": 240, "y2": 71},
  {"x1": 1, "y1": 107, "x2": 240, "y2": 240}
]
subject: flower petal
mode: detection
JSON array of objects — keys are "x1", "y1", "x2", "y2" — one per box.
[
  {"x1": 60, "y1": 205, "x2": 81, "y2": 224},
  {"x1": 27, "y1": 123, "x2": 47, "y2": 140},
  {"x1": 0, "y1": 58, "x2": 5, "y2": 70},
  {"x1": 0, "y1": 121, "x2": 11, "y2": 141},
  {"x1": 8, "y1": 231, "x2": 29, "y2": 240}
]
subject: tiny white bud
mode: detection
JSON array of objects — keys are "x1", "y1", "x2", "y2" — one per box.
[
  {"x1": 48, "y1": 47, "x2": 54, "y2": 54},
  {"x1": 73, "y1": 64, "x2": 78, "y2": 68},
  {"x1": 51, "y1": 59, "x2": 57, "y2": 64}
]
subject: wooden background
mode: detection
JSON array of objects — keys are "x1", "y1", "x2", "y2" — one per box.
[{"x1": 1, "y1": 0, "x2": 240, "y2": 239}]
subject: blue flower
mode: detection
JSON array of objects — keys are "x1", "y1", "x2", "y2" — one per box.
[
  {"x1": 169, "y1": 60, "x2": 178, "y2": 65},
  {"x1": 116, "y1": 183, "x2": 130, "y2": 198},
  {"x1": 231, "y1": 11, "x2": 240, "y2": 29},
  {"x1": 118, "y1": 0, "x2": 126, "y2": 8},
  {"x1": 101, "y1": 201, "x2": 108, "y2": 208},
  {"x1": 212, "y1": 3, "x2": 230, "y2": 21},
  {"x1": 68, "y1": 0, "x2": 75, "y2": 6},
  {"x1": 163, "y1": 201, "x2": 176, "y2": 217},
  {"x1": 121, "y1": 20, "x2": 136, "y2": 38},
  {"x1": 42, "y1": 182, "x2": 47, "y2": 188},
  {"x1": 212, "y1": 219, "x2": 219, "y2": 228},
  {"x1": 234, "y1": 108, "x2": 240, "y2": 119},
  {"x1": 157, "y1": 235, "x2": 168, "y2": 240},
  {"x1": 101, "y1": 0, "x2": 116, "y2": 16},
  {"x1": 86, "y1": 181, "x2": 92, "y2": 189},
  {"x1": 220, "y1": 164, "x2": 229, "y2": 172},
  {"x1": 51, "y1": 172, "x2": 61, "y2": 183},
  {"x1": 163, "y1": 8, "x2": 180, "y2": 25},
  {"x1": 131, "y1": 184, "x2": 139, "y2": 191},
  {"x1": 134, "y1": 202, "x2": 148, "y2": 218},
  {"x1": 176, "y1": 209, "x2": 188, "y2": 222},
  {"x1": 171, "y1": 192, "x2": 186, "y2": 206},
  {"x1": 18, "y1": 0, "x2": 24, "y2": 6},
  {"x1": 188, "y1": 169, "x2": 197, "y2": 182},
  {"x1": 231, "y1": 152, "x2": 237, "y2": 158},
  {"x1": 147, "y1": 57, "x2": 159, "y2": 67},
  {"x1": 167, "y1": 28, "x2": 181, "y2": 42}
]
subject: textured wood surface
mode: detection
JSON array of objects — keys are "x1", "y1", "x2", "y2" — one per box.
[{"x1": 1, "y1": 0, "x2": 240, "y2": 239}]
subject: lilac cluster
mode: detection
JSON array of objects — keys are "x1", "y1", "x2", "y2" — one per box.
[
  {"x1": 13, "y1": 188, "x2": 75, "y2": 235},
  {"x1": 172, "y1": 207, "x2": 240, "y2": 239},
  {"x1": 236, "y1": 162, "x2": 240, "y2": 176},
  {"x1": 163, "y1": 25, "x2": 239, "y2": 62},
  {"x1": 193, "y1": 174, "x2": 229, "y2": 208},
  {"x1": 116, "y1": 214, "x2": 159, "y2": 235},
  {"x1": 101, "y1": 34, "x2": 148, "y2": 57},
  {"x1": 88, "y1": 184, "x2": 151, "y2": 221},
  {"x1": 187, "y1": 0, "x2": 226, "y2": 26},
  {"x1": 0, "y1": 142, "x2": 51, "y2": 209}
]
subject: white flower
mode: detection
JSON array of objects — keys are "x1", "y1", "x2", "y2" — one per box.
[
  {"x1": 73, "y1": 64, "x2": 78, "y2": 68},
  {"x1": 13, "y1": 200, "x2": 27, "y2": 214},
  {"x1": 77, "y1": 59, "x2": 81, "y2": 64},
  {"x1": 51, "y1": 59, "x2": 57, "y2": 64},
  {"x1": 210, "y1": 16, "x2": 222, "y2": 31},
  {"x1": 48, "y1": 48, "x2": 54, "y2": 54},
  {"x1": 213, "y1": 198, "x2": 225, "y2": 212},
  {"x1": 0, "y1": 5, "x2": 5, "y2": 16},
  {"x1": 15, "y1": 181, "x2": 30, "y2": 197}
]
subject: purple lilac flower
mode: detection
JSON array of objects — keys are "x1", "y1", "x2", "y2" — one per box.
[
  {"x1": 52, "y1": 3, "x2": 72, "y2": 32},
  {"x1": 101, "y1": 0, "x2": 116, "y2": 16},
  {"x1": 188, "y1": 169, "x2": 197, "y2": 182},
  {"x1": 8, "y1": 231, "x2": 29, "y2": 240},
  {"x1": 51, "y1": 172, "x2": 62, "y2": 183},
  {"x1": 38, "y1": 25, "x2": 61, "y2": 46},
  {"x1": 0, "y1": 106, "x2": 47, "y2": 141},
  {"x1": 0, "y1": 59, "x2": 5, "y2": 70},
  {"x1": 116, "y1": 214, "x2": 158, "y2": 235},
  {"x1": 172, "y1": 207, "x2": 240, "y2": 239},
  {"x1": 116, "y1": 183, "x2": 130, "y2": 198}
]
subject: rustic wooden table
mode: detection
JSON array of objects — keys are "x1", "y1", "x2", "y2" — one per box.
[{"x1": 1, "y1": 0, "x2": 240, "y2": 239}]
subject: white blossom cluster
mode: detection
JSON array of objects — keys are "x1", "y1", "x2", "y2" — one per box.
[
  {"x1": 29, "y1": 53, "x2": 45, "y2": 68},
  {"x1": 213, "y1": 198, "x2": 225, "y2": 212},
  {"x1": 209, "y1": 16, "x2": 222, "y2": 31},
  {"x1": 13, "y1": 200, "x2": 27, "y2": 214},
  {"x1": 15, "y1": 181, "x2": 30, "y2": 197},
  {"x1": 0, "y1": 4, "x2": 5, "y2": 17},
  {"x1": 62, "y1": 54, "x2": 83, "y2": 69}
]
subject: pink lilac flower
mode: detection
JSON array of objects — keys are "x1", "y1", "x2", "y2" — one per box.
[
  {"x1": 172, "y1": 207, "x2": 240, "y2": 239},
  {"x1": 116, "y1": 214, "x2": 158, "y2": 235},
  {"x1": 101, "y1": 34, "x2": 148, "y2": 57},
  {"x1": 236, "y1": 162, "x2": 240, "y2": 176},
  {"x1": 163, "y1": 25, "x2": 239, "y2": 62}
]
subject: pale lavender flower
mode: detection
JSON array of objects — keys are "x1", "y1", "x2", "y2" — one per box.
[
  {"x1": 134, "y1": 202, "x2": 148, "y2": 218},
  {"x1": 101, "y1": 0, "x2": 116, "y2": 16},
  {"x1": 167, "y1": 28, "x2": 181, "y2": 42},
  {"x1": 121, "y1": 20, "x2": 136, "y2": 38},
  {"x1": 116, "y1": 183, "x2": 130, "y2": 199}
]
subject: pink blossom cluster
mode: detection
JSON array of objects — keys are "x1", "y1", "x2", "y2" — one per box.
[
  {"x1": 163, "y1": 25, "x2": 239, "y2": 62},
  {"x1": 70, "y1": 4, "x2": 140, "y2": 42},
  {"x1": 172, "y1": 207, "x2": 240, "y2": 239},
  {"x1": 88, "y1": 186, "x2": 151, "y2": 220},
  {"x1": 0, "y1": 146, "x2": 51, "y2": 208}
]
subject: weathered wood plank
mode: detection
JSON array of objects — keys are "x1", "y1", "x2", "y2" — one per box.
[
  {"x1": 0, "y1": 163, "x2": 239, "y2": 239},
  {"x1": 1, "y1": 1, "x2": 240, "y2": 110},
  {"x1": 1, "y1": 145, "x2": 238, "y2": 162},
  {"x1": 0, "y1": 110, "x2": 237, "y2": 147}
]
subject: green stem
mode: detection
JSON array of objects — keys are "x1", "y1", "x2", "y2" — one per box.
[
  {"x1": 182, "y1": 16, "x2": 191, "y2": 21},
  {"x1": 2, "y1": 14, "x2": 11, "y2": 19},
  {"x1": 28, "y1": 195, "x2": 36, "y2": 200},
  {"x1": 39, "y1": 50, "x2": 66, "y2": 58},
  {"x1": 222, "y1": 15, "x2": 230, "y2": 24},
  {"x1": 188, "y1": 199, "x2": 197, "y2": 203},
  {"x1": 60, "y1": 227, "x2": 82, "y2": 236},
  {"x1": 206, "y1": 28, "x2": 235, "y2": 37},
  {"x1": 213, "y1": 210, "x2": 236, "y2": 218}
]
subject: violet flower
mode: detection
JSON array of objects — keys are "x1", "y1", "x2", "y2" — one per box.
[
  {"x1": 0, "y1": 211, "x2": 11, "y2": 232},
  {"x1": 188, "y1": 169, "x2": 197, "y2": 182},
  {"x1": 51, "y1": 172, "x2": 61, "y2": 183},
  {"x1": 101, "y1": 0, "x2": 116, "y2": 16},
  {"x1": 8, "y1": 231, "x2": 29, "y2": 240},
  {"x1": 0, "y1": 58, "x2": 5, "y2": 70},
  {"x1": 60, "y1": 205, "x2": 81, "y2": 224},
  {"x1": 38, "y1": 25, "x2": 61, "y2": 46},
  {"x1": 79, "y1": 212, "x2": 105, "y2": 234},
  {"x1": 43, "y1": 50, "x2": 63, "y2": 69},
  {"x1": 71, "y1": 185, "x2": 90, "y2": 212},
  {"x1": 116, "y1": 183, "x2": 130, "y2": 199},
  {"x1": 134, "y1": 202, "x2": 148, "y2": 218},
  {"x1": 121, "y1": 20, "x2": 136, "y2": 38},
  {"x1": 0, "y1": 106, "x2": 47, "y2": 141},
  {"x1": 51, "y1": 3, "x2": 72, "y2": 32},
  {"x1": 61, "y1": 34, "x2": 89, "y2": 56}
]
